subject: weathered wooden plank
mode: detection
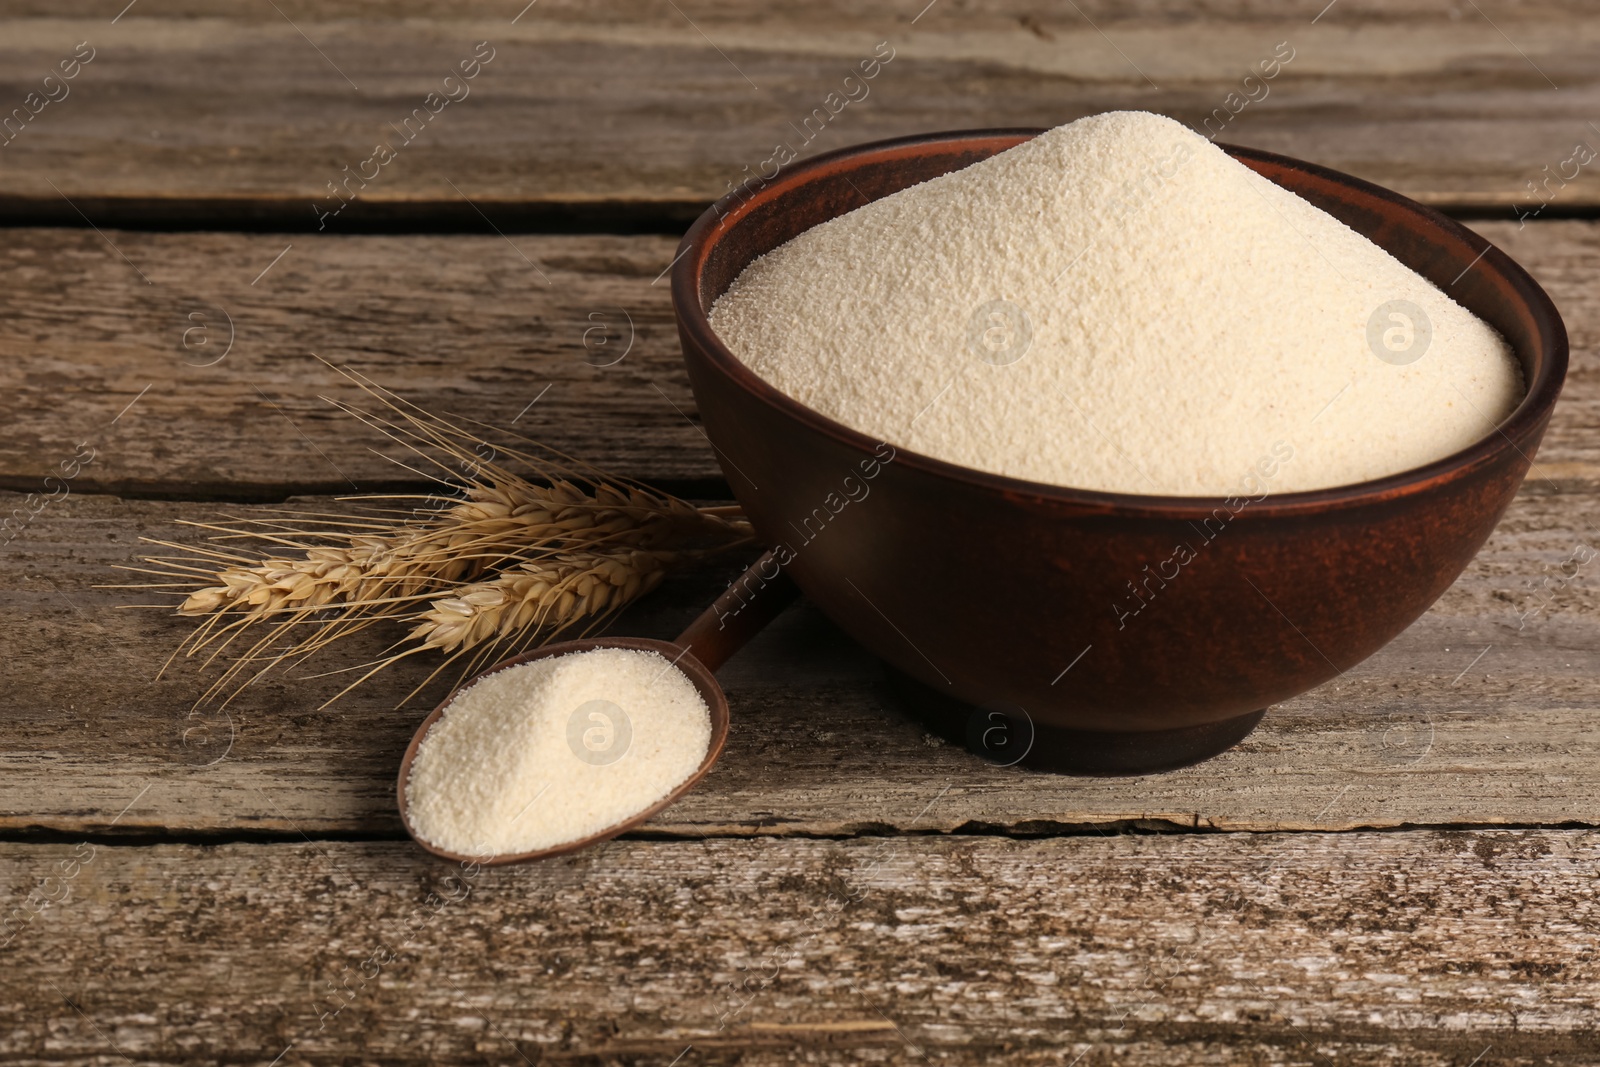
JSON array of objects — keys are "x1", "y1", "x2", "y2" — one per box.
[
  {"x1": 0, "y1": 1, "x2": 1598, "y2": 221},
  {"x1": 5, "y1": 472, "x2": 1600, "y2": 837},
  {"x1": 1, "y1": 219, "x2": 1598, "y2": 494},
  {"x1": 0, "y1": 230, "x2": 701, "y2": 492},
  {"x1": 3, "y1": 831, "x2": 1598, "y2": 1064}
]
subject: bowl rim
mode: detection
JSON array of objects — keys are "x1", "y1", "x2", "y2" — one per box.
[{"x1": 672, "y1": 127, "x2": 1569, "y2": 517}]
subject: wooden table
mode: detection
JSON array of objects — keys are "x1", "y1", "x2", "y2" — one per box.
[{"x1": 4, "y1": 2, "x2": 1600, "y2": 1062}]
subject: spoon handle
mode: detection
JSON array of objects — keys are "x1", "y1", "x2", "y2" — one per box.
[{"x1": 673, "y1": 548, "x2": 799, "y2": 672}]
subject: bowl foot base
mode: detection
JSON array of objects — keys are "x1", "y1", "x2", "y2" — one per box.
[{"x1": 884, "y1": 669, "x2": 1265, "y2": 776}]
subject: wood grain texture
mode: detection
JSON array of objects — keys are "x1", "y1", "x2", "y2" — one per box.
[
  {"x1": 0, "y1": 230, "x2": 698, "y2": 492},
  {"x1": 1, "y1": 219, "x2": 1598, "y2": 495},
  {"x1": 5, "y1": 7, "x2": 1600, "y2": 1059},
  {"x1": 5, "y1": 472, "x2": 1599, "y2": 838},
  {"x1": 3, "y1": 830, "x2": 1597, "y2": 1064},
  {"x1": 0, "y1": 1, "x2": 1598, "y2": 221}
]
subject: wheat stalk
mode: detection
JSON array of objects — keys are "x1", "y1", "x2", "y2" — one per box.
[
  {"x1": 124, "y1": 362, "x2": 750, "y2": 708},
  {"x1": 411, "y1": 548, "x2": 677, "y2": 655},
  {"x1": 171, "y1": 479, "x2": 729, "y2": 621}
]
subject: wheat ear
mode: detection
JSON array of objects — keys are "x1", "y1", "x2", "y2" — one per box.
[{"x1": 124, "y1": 362, "x2": 750, "y2": 706}]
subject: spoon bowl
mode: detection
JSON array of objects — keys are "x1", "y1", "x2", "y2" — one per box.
[
  {"x1": 396, "y1": 550, "x2": 798, "y2": 865},
  {"x1": 395, "y1": 637, "x2": 730, "y2": 866}
]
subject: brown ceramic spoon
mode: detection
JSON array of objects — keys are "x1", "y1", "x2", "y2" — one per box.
[{"x1": 396, "y1": 548, "x2": 798, "y2": 866}]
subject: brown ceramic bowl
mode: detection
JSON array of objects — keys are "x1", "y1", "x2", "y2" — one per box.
[{"x1": 671, "y1": 129, "x2": 1567, "y2": 774}]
